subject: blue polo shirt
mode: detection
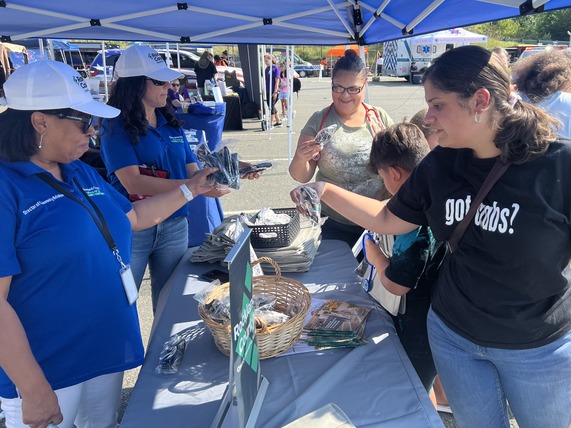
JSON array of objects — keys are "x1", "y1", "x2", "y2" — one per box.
[
  {"x1": 0, "y1": 160, "x2": 144, "y2": 398},
  {"x1": 99, "y1": 111, "x2": 197, "y2": 218}
]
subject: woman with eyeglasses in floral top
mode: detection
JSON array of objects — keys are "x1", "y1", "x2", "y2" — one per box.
[{"x1": 289, "y1": 49, "x2": 393, "y2": 248}]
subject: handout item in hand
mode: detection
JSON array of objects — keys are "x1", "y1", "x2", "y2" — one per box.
[
  {"x1": 239, "y1": 161, "x2": 274, "y2": 177},
  {"x1": 196, "y1": 142, "x2": 240, "y2": 189},
  {"x1": 312, "y1": 123, "x2": 338, "y2": 161},
  {"x1": 297, "y1": 186, "x2": 322, "y2": 227}
]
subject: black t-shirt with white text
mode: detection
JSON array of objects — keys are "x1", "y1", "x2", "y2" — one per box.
[{"x1": 388, "y1": 141, "x2": 571, "y2": 349}]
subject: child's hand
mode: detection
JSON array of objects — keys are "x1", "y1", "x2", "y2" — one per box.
[{"x1": 364, "y1": 238, "x2": 389, "y2": 269}]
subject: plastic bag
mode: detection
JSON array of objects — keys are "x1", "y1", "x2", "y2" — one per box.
[
  {"x1": 155, "y1": 327, "x2": 196, "y2": 374},
  {"x1": 312, "y1": 124, "x2": 338, "y2": 161},
  {"x1": 297, "y1": 186, "x2": 322, "y2": 227},
  {"x1": 196, "y1": 142, "x2": 240, "y2": 189}
]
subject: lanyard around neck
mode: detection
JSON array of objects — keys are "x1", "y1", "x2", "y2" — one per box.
[{"x1": 36, "y1": 173, "x2": 120, "y2": 259}]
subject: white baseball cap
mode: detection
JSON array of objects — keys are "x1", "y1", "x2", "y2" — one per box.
[
  {"x1": 115, "y1": 45, "x2": 183, "y2": 81},
  {"x1": 0, "y1": 60, "x2": 120, "y2": 118}
]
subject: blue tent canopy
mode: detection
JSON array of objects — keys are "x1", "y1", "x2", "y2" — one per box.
[{"x1": 0, "y1": 0, "x2": 570, "y2": 45}]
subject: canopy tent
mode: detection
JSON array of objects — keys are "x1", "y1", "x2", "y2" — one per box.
[
  {"x1": 326, "y1": 45, "x2": 369, "y2": 57},
  {"x1": 0, "y1": 1, "x2": 570, "y2": 46},
  {"x1": 410, "y1": 28, "x2": 488, "y2": 45}
]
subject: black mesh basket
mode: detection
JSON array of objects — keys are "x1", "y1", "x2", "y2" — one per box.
[{"x1": 248, "y1": 208, "x2": 301, "y2": 248}]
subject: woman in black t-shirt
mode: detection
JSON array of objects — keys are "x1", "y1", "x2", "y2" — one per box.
[{"x1": 291, "y1": 45, "x2": 571, "y2": 428}]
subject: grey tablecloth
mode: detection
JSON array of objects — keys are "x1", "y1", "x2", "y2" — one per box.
[{"x1": 120, "y1": 240, "x2": 444, "y2": 428}]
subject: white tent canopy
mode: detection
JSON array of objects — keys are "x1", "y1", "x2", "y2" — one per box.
[{"x1": 410, "y1": 28, "x2": 488, "y2": 45}]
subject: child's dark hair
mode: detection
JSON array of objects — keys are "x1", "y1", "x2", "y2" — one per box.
[
  {"x1": 332, "y1": 49, "x2": 367, "y2": 80},
  {"x1": 368, "y1": 123, "x2": 429, "y2": 174}
]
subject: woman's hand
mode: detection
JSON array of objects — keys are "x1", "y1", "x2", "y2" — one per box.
[
  {"x1": 290, "y1": 182, "x2": 325, "y2": 215},
  {"x1": 185, "y1": 167, "x2": 217, "y2": 197},
  {"x1": 22, "y1": 384, "x2": 63, "y2": 428},
  {"x1": 293, "y1": 138, "x2": 322, "y2": 163},
  {"x1": 202, "y1": 186, "x2": 232, "y2": 198}
]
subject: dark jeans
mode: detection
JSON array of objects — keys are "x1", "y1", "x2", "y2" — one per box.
[{"x1": 266, "y1": 91, "x2": 277, "y2": 115}]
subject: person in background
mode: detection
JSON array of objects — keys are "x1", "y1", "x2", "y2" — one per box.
[
  {"x1": 264, "y1": 53, "x2": 281, "y2": 128},
  {"x1": 376, "y1": 52, "x2": 384, "y2": 75},
  {"x1": 194, "y1": 51, "x2": 217, "y2": 97},
  {"x1": 167, "y1": 79, "x2": 190, "y2": 112},
  {"x1": 409, "y1": 61, "x2": 418, "y2": 83},
  {"x1": 291, "y1": 45, "x2": 571, "y2": 428},
  {"x1": 99, "y1": 45, "x2": 231, "y2": 313},
  {"x1": 278, "y1": 64, "x2": 289, "y2": 119},
  {"x1": 363, "y1": 123, "x2": 445, "y2": 395},
  {"x1": 410, "y1": 108, "x2": 439, "y2": 150},
  {"x1": 289, "y1": 49, "x2": 393, "y2": 249},
  {"x1": 214, "y1": 55, "x2": 225, "y2": 67},
  {"x1": 512, "y1": 49, "x2": 571, "y2": 138},
  {"x1": 320, "y1": 57, "x2": 328, "y2": 77},
  {"x1": 0, "y1": 60, "x2": 215, "y2": 428}
]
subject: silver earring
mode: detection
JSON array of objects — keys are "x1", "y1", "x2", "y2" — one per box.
[
  {"x1": 38, "y1": 134, "x2": 44, "y2": 149},
  {"x1": 474, "y1": 112, "x2": 482, "y2": 124}
]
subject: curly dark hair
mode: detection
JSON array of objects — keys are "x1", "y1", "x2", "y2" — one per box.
[
  {"x1": 423, "y1": 45, "x2": 558, "y2": 165},
  {"x1": 512, "y1": 50, "x2": 571, "y2": 103},
  {"x1": 102, "y1": 76, "x2": 182, "y2": 145}
]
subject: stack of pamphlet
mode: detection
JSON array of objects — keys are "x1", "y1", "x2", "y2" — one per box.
[
  {"x1": 254, "y1": 218, "x2": 321, "y2": 272},
  {"x1": 302, "y1": 300, "x2": 372, "y2": 348},
  {"x1": 190, "y1": 215, "x2": 245, "y2": 263}
]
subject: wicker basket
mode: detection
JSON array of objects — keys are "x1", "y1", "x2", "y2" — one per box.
[{"x1": 198, "y1": 257, "x2": 311, "y2": 359}]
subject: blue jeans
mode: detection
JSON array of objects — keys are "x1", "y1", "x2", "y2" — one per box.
[
  {"x1": 427, "y1": 308, "x2": 571, "y2": 428},
  {"x1": 131, "y1": 216, "x2": 188, "y2": 312}
]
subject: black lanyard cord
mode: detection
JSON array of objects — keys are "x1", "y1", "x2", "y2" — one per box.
[{"x1": 36, "y1": 173, "x2": 119, "y2": 255}]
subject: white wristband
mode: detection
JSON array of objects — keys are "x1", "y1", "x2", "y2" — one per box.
[{"x1": 179, "y1": 184, "x2": 194, "y2": 201}]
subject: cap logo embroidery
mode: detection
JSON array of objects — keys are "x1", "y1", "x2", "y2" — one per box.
[
  {"x1": 73, "y1": 75, "x2": 88, "y2": 90},
  {"x1": 148, "y1": 52, "x2": 164, "y2": 64}
]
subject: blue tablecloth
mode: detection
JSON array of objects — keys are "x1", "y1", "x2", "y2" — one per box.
[{"x1": 120, "y1": 239, "x2": 444, "y2": 428}]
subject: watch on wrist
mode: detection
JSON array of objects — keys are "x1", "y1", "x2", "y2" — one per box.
[{"x1": 179, "y1": 184, "x2": 194, "y2": 201}]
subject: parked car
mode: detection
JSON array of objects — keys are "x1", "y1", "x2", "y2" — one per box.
[
  {"x1": 89, "y1": 47, "x2": 244, "y2": 91},
  {"x1": 517, "y1": 45, "x2": 567, "y2": 61}
]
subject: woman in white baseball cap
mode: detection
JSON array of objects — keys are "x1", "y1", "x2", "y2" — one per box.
[
  {"x1": 99, "y1": 45, "x2": 235, "y2": 314},
  {"x1": 0, "y1": 60, "x2": 215, "y2": 428}
]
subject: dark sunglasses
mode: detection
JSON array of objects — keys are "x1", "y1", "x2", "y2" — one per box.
[
  {"x1": 172, "y1": 83, "x2": 180, "y2": 87},
  {"x1": 146, "y1": 78, "x2": 168, "y2": 86},
  {"x1": 44, "y1": 111, "x2": 94, "y2": 134}
]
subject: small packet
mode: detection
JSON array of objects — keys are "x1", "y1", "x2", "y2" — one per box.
[
  {"x1": 196, "y1": 143, "x2": 240, "y2": 189},
  {"x1": 298, "y1": 186, "x2": 322, "y2": 227},
  {"x1": 155, "y1": 327, "x2": 195, "y2": 375},
  {"x1": 312, "y1": 124, "x2": 338, "y2": 161}
]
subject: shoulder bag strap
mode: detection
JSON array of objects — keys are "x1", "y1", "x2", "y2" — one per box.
[{"x1": 447, "y1": 159, "x2": 510, "y2": 253}]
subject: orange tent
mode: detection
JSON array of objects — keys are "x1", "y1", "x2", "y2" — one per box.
[{"x1": 326, "y1": 44, "x2": 368, "y2": 57}]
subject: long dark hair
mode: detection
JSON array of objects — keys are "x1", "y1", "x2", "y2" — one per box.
[
  {"x1": 104, "y1": 76, "x2": 181, "y2": 145},
  {"x1": 0, "y1": 109, "x2": 37, "y2": 161},
  {"x1": 423, "y1": 45, "x2": 557, "y2": 164}
]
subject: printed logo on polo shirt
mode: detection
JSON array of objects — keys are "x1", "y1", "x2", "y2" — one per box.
[
  {"x1": 83, "y1": 186, "x2": 105, "y2": 197},
  {"x1": 445, "y1": 196, "x2": 520, "y2": 234},
  {"x1": 22, "y1": 193, "x2": 65, "y2": 215},
  {"x1": 169, "y1": 135, "x2": 185, "y2": 144}
]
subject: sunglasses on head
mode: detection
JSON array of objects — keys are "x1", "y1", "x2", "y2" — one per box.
[
  {"x1": 146, "y1": 78, "x2": 168, "y2": 86},
  {"x1": 44, "y1": 110, "x2": 94, "y2": 134}
]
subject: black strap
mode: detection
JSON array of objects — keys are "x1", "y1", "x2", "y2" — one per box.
[
  {"x1": 36, "y1": 173, "x2": 118, "y2": 253},
  {"x1": 447, "y1": 159, "x2": 510, "y2": 253}
]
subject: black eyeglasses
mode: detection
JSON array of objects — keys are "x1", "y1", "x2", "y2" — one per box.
[
  {"x1": 44, "y1": 111, "x2": 94, "y2": 134},
  {"x1": 331, "y1": 83, "x2": 365, "y2": 94},
  {"x1": 147, "y1": 78, "x2": 168, "y2": 86},
  {"x1": 172, "y1": 83, "x2": 180, "y2": 87}
]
